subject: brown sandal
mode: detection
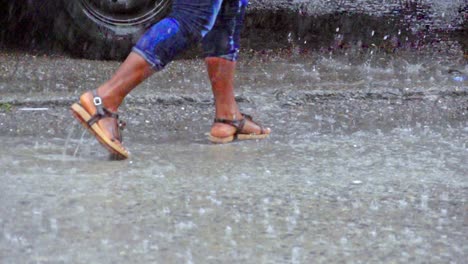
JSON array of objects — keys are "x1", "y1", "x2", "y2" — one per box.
[
  {"x1": 70, "y1": 91, "x2": 129, "y2": 159},
  {"x1": 208, "y1": 114, "x2": 270, "y2": 143}
]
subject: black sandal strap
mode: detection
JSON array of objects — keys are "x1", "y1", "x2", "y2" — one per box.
[
  {"x1": 117, "y1": 120, "x2": 126, "y2": 142},
  {"x1": 86, "y1": 91, "x2": 120, "y2": 126},
  {"x1": 214, "y1": 113, "x2": 266, "y2": 135},
  {"x1": 213, "y1": 117, "x2": 246, "y2": 134},
  {"x1": 241, "y1": 113, "x2": 266, "y2": 135}
]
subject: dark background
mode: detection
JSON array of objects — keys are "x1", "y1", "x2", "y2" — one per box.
[{"x1": 0, "y1": 0, "x2": 466, "y2": 59}]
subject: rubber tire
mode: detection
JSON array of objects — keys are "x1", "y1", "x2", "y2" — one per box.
[{"x1": 54, "y1": 0, "x2": 171, "y2": 60}]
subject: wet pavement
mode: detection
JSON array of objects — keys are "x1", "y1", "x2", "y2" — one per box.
[{"x1": 0, "y1": 50, "x2": 467, "y2": 263}]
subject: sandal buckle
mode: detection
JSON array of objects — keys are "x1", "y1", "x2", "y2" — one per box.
[{"x1": 93, "y1": 97, "x2": 103, "y2": 106}]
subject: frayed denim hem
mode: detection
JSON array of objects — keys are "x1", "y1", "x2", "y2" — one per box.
[
  {"x1": 205, "y1": 51, "x2": 239, "y2": 62},
  {"x1": 131, "y1": 47, "x2": 165, "y2": 71}
]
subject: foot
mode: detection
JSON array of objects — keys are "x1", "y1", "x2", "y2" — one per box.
[
  {"x1": 80, "y1": 91, "x2": 125, "y2": 148},
  {"x1": 210, "y1": 114, "x2": 271, "y2": 139}
]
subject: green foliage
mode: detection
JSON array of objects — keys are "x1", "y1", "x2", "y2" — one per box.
[{"x1": 0, "y1": 103, "x2": 12, "y2": 112}]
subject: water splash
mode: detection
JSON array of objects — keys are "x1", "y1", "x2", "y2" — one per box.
[{"x1": 73, "y1": 130, "x2": 87, "y2": 158}]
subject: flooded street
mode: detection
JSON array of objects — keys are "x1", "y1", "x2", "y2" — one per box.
[{"x1": 0, "y1": 50, "x2": 467, "y2": 262}]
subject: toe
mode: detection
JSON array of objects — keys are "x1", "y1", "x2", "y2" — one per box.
[{"x1": 243, "y1": 119, "x2": 270, "y2": 135}]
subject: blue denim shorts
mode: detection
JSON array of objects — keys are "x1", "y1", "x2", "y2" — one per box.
[{"x1": 132, "y1": 0, "x2": 248, "y2": 71}]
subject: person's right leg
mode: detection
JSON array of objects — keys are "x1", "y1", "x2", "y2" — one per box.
[
  {"x1": 73, "y1": 0, "x2": 224, "y2": 157},
  {"x1": 202, "y1": 0, "x2": 270, "y2": 141}
]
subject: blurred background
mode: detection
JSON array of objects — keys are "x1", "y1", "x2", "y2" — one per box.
[{"x1": 0, "y1": 0, "x2": 466, "y2": 60}]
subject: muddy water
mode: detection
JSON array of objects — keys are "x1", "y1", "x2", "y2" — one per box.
[{"x1": 0, "y1": 51, "x2": 467, "y2": 262}]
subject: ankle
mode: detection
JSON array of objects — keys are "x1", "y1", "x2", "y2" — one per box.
[
  {"x1": 215, "y1": 110, "x2": 242, "y2": 120},
  {"x1": 103, "y1": 95, "x2": 121, "y2": 113},
  {"x1": 96, "y1": 87, "x2": 122, "y2": 112}
]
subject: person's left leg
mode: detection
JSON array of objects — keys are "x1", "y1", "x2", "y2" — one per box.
[{"x1": 202, "y1": 0, "x2": 270, "y2": 141}]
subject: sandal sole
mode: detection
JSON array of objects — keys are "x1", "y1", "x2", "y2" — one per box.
[
  {"x1": 71, "y1": 103, "x2": 129, "y2": 159},
  {"x1": 208, "y1": 133, "x2": 269, "y2": 144},
  {"x1": 208, "y1": 135, "x2": 235, "y2": 144}
]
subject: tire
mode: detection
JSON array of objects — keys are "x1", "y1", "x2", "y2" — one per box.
[{"x1": 55, "y1": 0, "x2": 171, "y2": 60}]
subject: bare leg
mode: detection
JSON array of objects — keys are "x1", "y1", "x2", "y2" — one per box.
[
  {"x1": 205, "y1": 57, "x2": 270, "y2": 138},
  {"x1": 77, "y1": 52, "x2": 153, "y2": 147},
  {"x1": 94, "y1": 52, "x2": 154, "y2": 112}
]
